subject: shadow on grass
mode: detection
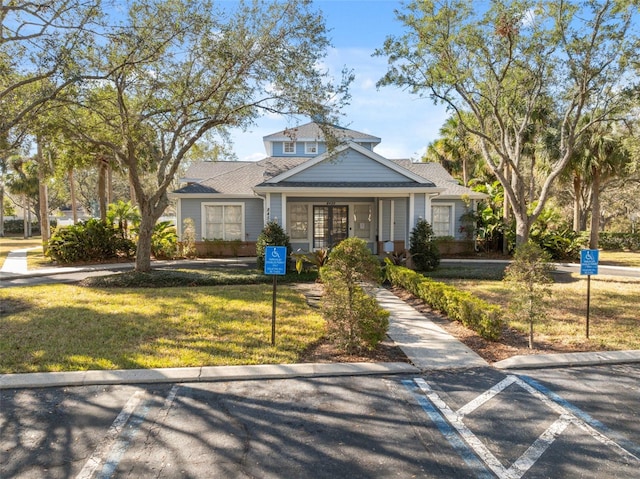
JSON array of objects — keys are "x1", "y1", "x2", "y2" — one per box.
[{"x1": 0, "y1": 286, "x2": 323, "y2": 374}]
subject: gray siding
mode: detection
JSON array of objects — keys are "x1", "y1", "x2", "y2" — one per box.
[
  {"x1": 272, "y1": 141, "x2": 324, "y2": 157},
  {"x1": 179, "y1": 197, "x2": 264, "y2": 241},
  {"x1": 432, "y1": 199, "x2": 471, "y2": 240},
  {"x1": 394, "y1": 199, "x2": 407, "y2": 243},
  {"x1": 288, "y1": 150, "x2": 411, "y2": 183},
  {"x1": 268, "y1": 193, "x2": 283, "y2": 225}
]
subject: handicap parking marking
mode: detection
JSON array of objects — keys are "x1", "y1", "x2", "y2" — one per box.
[
  {"x1": 406, "y1": 375, "x2": 640, "y2": 479},
  {"x1": 76, "y1": 385, "x2": 180, "y2": 479}
]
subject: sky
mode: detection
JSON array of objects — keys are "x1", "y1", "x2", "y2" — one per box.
[{"x1": 228, "y1": 0, "x2": 450, "y2": 162}]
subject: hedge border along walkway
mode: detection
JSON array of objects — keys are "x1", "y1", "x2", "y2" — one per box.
[{"x1": 385, "y1": 264, "x2": 503, "y2": 341}]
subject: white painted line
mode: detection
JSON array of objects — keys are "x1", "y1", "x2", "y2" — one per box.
[
  {"x1": 507, "y1": 415, "x2": 571, "y2": 477},
  {"x1": 457, "y1": 375, "x2": 517, "y2": 417},
  {"x1": 513, "y1": 376, "x2": 640, "y2": 463},
  {"x1": 414, "y1": 378, "x2": 512, "y2": 478},
  {"x1": 76, "y1": 390, "x2": 145, "y2": 479}
]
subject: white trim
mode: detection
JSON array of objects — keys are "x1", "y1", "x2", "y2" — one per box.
[
  {"x1": 265, "y1": 192, "x2": 271, "y2": 223},
  {"x1": 283, "y1": 141, "x2": 296, "y2": 155},
  {"x1": 305, "y1": 142, "x2": 318, "y2": 154},
  {"x1": 281, "y1": 194, "x2": 287, "y2": 228},
  {"x1": 254, "y1": 186, "x2": 444, "y2": 196},
  {"x1": 378, "y1": 199, "x2": 383, "y2": 245},
  {"x1": 176, "y1": 198, "x2": 183, "y2": 241},
  {"x1": 409, "y1": 193, "x2": 415, "y2": 231},
  {"x1": 201, "y1": 202, "x2": 245, "y2": 241},
  {"x1": 431, "y1": 202, "x2": 456, "y2": 237},
  {"x1": 390, "y1": 200, "x2": 395, "y2": 242}
]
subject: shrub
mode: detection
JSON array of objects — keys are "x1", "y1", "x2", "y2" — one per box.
[
  {"x1": 599, "y1": 232, "x2": 640, "y2": 251},
  {"x1": 409, "y1": 219, "x2": 440, "y2": 271},
  {"x1": 178, "y1": 218, "x2": 197, "y2": 258},
  {"x1": 151, "y1": 221, "x2": 178, "y2": 259},
  {"x1": 256, "y1": 221, "x2": 290, "y2": 271},
  {"x1": 46, "y1": 219, "x2": 135, "y2": 264},
  {"x1": 320, "y1": 238, "x2": 389, "y2": 352},
  {"x1": 503, "y1": 242, "x2": 554, "y2": 348},
  {"x1": 385, "y1": 262, "x2": 502, "y2": 340}
]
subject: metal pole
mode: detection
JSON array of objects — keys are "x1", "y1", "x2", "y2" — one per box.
[
  {"x1": 271, "y1": 275, "x2": 277, "y2": 346},
  {"x1": 586, "y1": 275, "x2": 591, "y2": 339}
]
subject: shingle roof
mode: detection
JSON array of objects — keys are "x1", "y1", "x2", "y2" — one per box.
[
  {"x1": 174, "y1": 152, "x2": 483, "y2": 198},
  {"x1": 262, "y1": 122, "x2": 381, "y2": 145}
]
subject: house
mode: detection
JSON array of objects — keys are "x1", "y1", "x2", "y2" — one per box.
[{"x1": 171, "y1": 122, "x2": 485, "y2": 256}]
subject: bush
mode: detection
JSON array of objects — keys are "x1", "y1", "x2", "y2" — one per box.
[
  {"x1": 599, "y1": 232, "x2": 640, "y2": 251},
  {"x1": 46, "y1": 219, "x2": 135, "y2": 264},
  {"x1": 320, "y1": 238, "x2": 389, "y2": 352},
  {"x1": 503, "y1": 242, "x2": 554, "y2": 348},
  {"x1": 256, "y1": 221, "x2": 290, "y2": 271},
  {"x1": 409, "y1": 219, "x2": 440, "y2": 271},
  {"x1": 151, "y1": 221, "x2": 178, "y2": 259},
  {"x1": 385, "y1": 262, "x2": 502, "y2": 340}
]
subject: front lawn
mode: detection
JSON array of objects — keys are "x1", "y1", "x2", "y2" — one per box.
[
  {"x1": 0, "y1": 283, "x2": 324, "y2": 374},
  {"x1": 446, "y1": 275, "x2": 640, "y2": 351}
]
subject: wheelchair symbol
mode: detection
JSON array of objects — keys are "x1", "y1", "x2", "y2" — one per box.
[
  {"x1": 271, "y1": 249, "x2": 281, "y2": 259},
  {"x1": 584, "y1": 251, "x2": 594, "y2": 262}
]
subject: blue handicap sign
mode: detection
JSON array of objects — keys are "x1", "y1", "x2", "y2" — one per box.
[
  {"x1": 580, "y1": 249, "x2": 599, "y2": 275},
  {"x1": 264, "y1": 246, "x2": 287, "y2": 275}
]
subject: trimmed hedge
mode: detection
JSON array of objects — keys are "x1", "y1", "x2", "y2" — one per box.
[
  {"x1": 599, "y1": 232, "x2": 640, "y2": 251},
  {"x1": 385, "y1": 263, "x2": 503, "y2": 341}
]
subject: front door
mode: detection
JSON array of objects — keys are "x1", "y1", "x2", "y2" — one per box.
[{"x1": 313, "y1": 205, "x2": 348, "y2": 249}]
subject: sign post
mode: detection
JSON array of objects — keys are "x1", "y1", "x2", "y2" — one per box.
[
  {"x1": 580, "y1": 249, "x2": 599, "y2": 339},
  {"x1": 264, "y1": 246, "x2": 287, "y2": 346}
]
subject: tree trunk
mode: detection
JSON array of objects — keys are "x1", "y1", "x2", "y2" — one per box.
[
  {"x1": 0, "y1": 182, "x2": 4, "y2": 237},
  {"x1": 37, "y1": 140, "x2": 49, "y2": 251},
  {"x1": 23, "y1": 195, "x2": 28, "y2": 238},
  {"x1": 97, "y1": 155, "x2": 108, "y2": 221},
  {"x1": 573, "y1": 175, "x2": 582, "y2": 232},
  {"x1": 69, "y1": 168, "x2": 78, "y2": 223},
  {"x1": 589, "y1": 168, "x2": 601, "y2": 249}
]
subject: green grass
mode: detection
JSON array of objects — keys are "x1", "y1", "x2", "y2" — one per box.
[
  {"x1": 0, "y1": 236, "x2": 43, "y2": 268},
  {"x1": 0, "y1": 283, "x2": 324, "y2": 374},
  {"x1": 599, "y1": 251, "x2": 640, "y2": 268},
  {"x1": 445, "y1": 275, "x2": 640, "y2": 351}
]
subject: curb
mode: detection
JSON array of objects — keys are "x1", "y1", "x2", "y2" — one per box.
[
  {"x1": 493, "y1": 350, "x2": 640, "y2": 370},
  {"x1": 0, "y1": 362, "x2": 419, "y2": 390}
]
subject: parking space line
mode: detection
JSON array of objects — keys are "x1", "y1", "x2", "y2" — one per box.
[
  {"x1": 402, "y1": 380, "x2": 494, "y2": 479},
  {"x1": 412, "y1": 375, "x2": 640, "y2": 479},
  {"x1": 457, "y1": 376, "x2": 517, "y2": 417},
  {"x1": 508, "y1": 415, "x2": 571, "y2": 477},
  {"x1": 76, "y1": 390, "x2": 146, "y2": 479},
  {"x1": 414, "y1": 378, "x2": 511, "y2": 478},
  {"x1": 518, "y1": 375, "x2": 640, "y2": 462}
]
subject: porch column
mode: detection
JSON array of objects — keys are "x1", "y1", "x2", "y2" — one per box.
[
  {"x1": 424, "y1": 194, "x2": 434, "y2": 224},
  {"x1": 266, "y1": 193, "x2": 271, "y2": 223},
  {"x1": 409, "y1": 193, "x2": 415, "y2": 231},
  {"x1": 281, "y1": 194, "x2": 287, "y2": 228},
  {"x1": 390, "y1": 200, "x2": 395, "y2": 241}
]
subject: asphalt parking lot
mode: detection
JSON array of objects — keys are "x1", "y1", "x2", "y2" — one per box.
[{"x1": 2, "y1": 365, "x2": 640, "y2": 479}]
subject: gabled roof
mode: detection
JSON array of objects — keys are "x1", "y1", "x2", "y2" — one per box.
[
  {"x1": 263, "y1": 122, "x2": 381, "y2": 146},
  {"x1": 263, "y1": 142, "x2": 431, "y2": 185}
]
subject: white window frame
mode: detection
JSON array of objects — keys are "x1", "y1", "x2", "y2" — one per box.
[
  {"x1": 201, "y1": 202, "x2": 245, "y2": 241},
  {"x1": 431, "y1": 203, "x2": 455, "y2": 237},
  {"x1": 283, "y1": 141, "x2": 296, "y2": 154},
  {"x1": 305, "y1": 142, "x2": 318, "y2": 154},
  {"x1": 287, "y1": 203, "x2": 311, "y2": 242}
]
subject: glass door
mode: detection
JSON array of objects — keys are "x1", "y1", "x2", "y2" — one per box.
[{"x1": 313, "y1": 205, "x2": 348, "y2": 249}]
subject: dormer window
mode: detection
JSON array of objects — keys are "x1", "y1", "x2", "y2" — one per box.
[
  {"x1": 305, "y1": 142, "x2": 318, "y2": 154},
  {"x1": 283, "y1": 141, "x2": 296, "y2": 154}
]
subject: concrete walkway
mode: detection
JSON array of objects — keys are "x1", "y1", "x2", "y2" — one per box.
[
  {"x1": 0, "y1": 248, "x2": 36, "y2": 274},
  {"x1": 2, "y1": 250, "x2": 640, "y2": 390}
]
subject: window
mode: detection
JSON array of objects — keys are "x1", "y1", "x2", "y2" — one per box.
[
  {"x1": 283, "y1": 141, "x2": 296, "y2": 154},
  {"x1": 305, "y1": 142, "x2": 318, "y2": 154},
  {"x1": 203, "y1": 204, "x2": 243, "y2": 240},
  {"x1": 431, "y1": 204, "x2": 453, "y2": 237},
  {"x1": 353, "y1": 204, "x2": 372, "y2": 239},
  {"x1": 288, "y1": 204, "x2": 309, "y2": 240}
]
